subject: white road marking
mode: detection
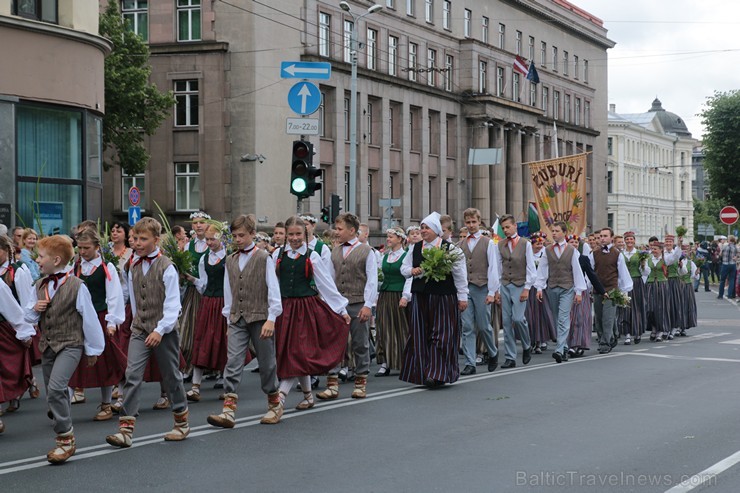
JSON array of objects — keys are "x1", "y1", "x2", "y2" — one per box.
[
  {"x1": 665, "y1": 449, "x2": 740, "y2": 492},
  {"x1": 626, "y1": 352, "x2": 740, "y2": 363}
]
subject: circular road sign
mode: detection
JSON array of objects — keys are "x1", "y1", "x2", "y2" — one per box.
[
  {"x1": 128, "y1": 186, "x2": 141, "y2": 207},
  {"x1": 719, "y1": 205, "x2": 739, "y2": 225}
]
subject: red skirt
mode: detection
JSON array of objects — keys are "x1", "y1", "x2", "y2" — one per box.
[
  {"x1": 275, "y1": 296, "x2": 349, "y2": 379},
  {"x1": 0, "y1": 321, "x2": 33, "y2": 402},
  {"x1": 29, "y1": 327, "x2": 43, "y2": 366},
  {"x1": 69, "y1": 311, "x2": 127, "y2": 388},
  {"x1": 191, "y1": 296, "x2": 228, "y2": 371}
]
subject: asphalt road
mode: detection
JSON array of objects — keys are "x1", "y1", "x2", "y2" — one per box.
[{"x1": 1, "y1": 290, "x2": 739, "y2": 493}]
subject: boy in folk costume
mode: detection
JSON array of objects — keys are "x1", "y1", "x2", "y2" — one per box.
[
  {"x1": 318, "y1": 213, "x2": 378, "y2": 400},
  {"x1": 25, "y1": 235, "x2": 104, "y2": 463},
  {"x1": 458, "y1": 208, "x2": 500, "y2": 375},
  {"x1": 106, "y1": 218, "x2": 190, "y2": 448},
  {"x1": 207, "y1": 214, "x2": 283, "y2": 428},
  {"x1": 534, "y1": 221, "x2": 586, "y2": 363}
]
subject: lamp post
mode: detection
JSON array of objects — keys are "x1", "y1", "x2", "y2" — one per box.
[{"x1": 339, "y1": 1, "x2": 382, "y2": 215}]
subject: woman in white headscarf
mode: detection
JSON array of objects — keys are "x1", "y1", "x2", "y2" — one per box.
[{"x1": 399, "y1": 213, "x2": 468, "y2": 387}]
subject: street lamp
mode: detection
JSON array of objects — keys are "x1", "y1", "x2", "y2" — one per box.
[{"x1": 339, "y1": 1, "x2": 382, "y2": 215}]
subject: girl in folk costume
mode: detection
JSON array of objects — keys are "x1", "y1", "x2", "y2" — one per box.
[
  {"x1": 565, "y1": 235, "x2": 594, "y2": 358},
  {"x1": 644, "y1": 241, "x2": 674, "y2": 342},
  {"x1": 678, "y1": 256, "x2": 698, "y2": 336},
  {"x1": 526, "y1": 232, "x2": 556, "y2": 354},
  {"x1": 406, "y1": 225, "x2": 422, "y2": 246},
  {"x1": 375, "y1": 227, "x2": 412, "y2": 377},
  {"x1": 273, "y1": 216, "x2": 351, "y2": 409},
  {"x1": 400, "y1": 212, "x2": 468, "y2": 387},
  {"x1": 180, "y1": 211, "x2": 211, "y2": 376},
  {"x1": 0, "y1": 235, "x2": 38, "y2": 416},
  {"x1": 184, "y1": 223, "x2": 229, "y2": 402},
  {"x1": 68, "y1": 228, "x2": 127, "y2": 421},
  {"x1": 662, "y1": 235, "x2": 685, "y2": 340},
  {"x1": 618, "y1": 232, "x2": 648, "y2": 345}
]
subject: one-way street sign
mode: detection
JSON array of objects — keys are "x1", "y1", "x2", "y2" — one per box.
[
  {"x1": 281, "y1": 61, "x2": 332, "y2": 80},
  {"x1": 287, "y1": 82, "x2": 321, "y2": 116}
]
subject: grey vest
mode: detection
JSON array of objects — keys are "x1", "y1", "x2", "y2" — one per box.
[
  {"x1": 460, "y1": 235, "x2": 490, "y2": 288},
  {"x1": 499, "y1": 237, "x2": 528, "y2": 286},
  {"x1": 331, "y1": 242, "x2": 371, "y2": 304},
  {"x1": 37, "y1": 276, "x2": 85, "y2": 353},
  {"x1": 544, "y1": 243, "x2": 575, "y2": 289},
  {"x1": 130, "y1": 256, "x2": 178, "y2": 335},
  {"x1": 226, "y1": 249, "x2": 270, "y2": 324}
]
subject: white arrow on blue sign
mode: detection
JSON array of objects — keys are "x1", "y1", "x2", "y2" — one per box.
[
  {"x1": 287, "y1": 81, "x2": 321, "y2": 116},
  {"x1": 280, "y1": 61, "x2": 331, "y2": 80},
  {"x1": 128, "y1": 206, "x2": 141, "y2": 226}
]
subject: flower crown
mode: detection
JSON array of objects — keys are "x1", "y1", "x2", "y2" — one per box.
[
  {"x1": 299, "y1": 215, "x2": 317, "y2": 224},
  {"x1": 405, "y1": 225, "x2": 420, "y2": 234},
  {"x1": 386, "y1": 228, "x2": 406, "y2": 240},
  {"x1": 189, "y1": 211, "x2": 211, "y2": 221}
]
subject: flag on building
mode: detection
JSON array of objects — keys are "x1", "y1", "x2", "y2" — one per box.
[
  {"x1": 513, "y1": 55, "x2": 529, "y2": 76},
  {"x1": 491, "y1": 216, "x2": 504, "y2": 244},
  {"x1": 528, "y1": 202, "x2": 540, "y2": 233},
  {"x1": 526, "y1": 61, "x2": 540, "y2": 84}
]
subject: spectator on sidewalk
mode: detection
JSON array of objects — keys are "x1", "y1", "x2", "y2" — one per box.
[{"x1": 718, "y1": 236, "x2": 738, "y2": 299}]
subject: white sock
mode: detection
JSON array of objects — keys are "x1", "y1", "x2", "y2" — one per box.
[
  {"x1": 193, "y1": 367, "x2": 204, "y2": 386},
  {"x1": 101, "y1": 386, "x2": 113, "y2": 403},
  {"x1": 298, "y1": 376, "x2": 311, "y2": 394},
  {"x1": 278, "y1": 378, "x2": 297, "y2": 397}
]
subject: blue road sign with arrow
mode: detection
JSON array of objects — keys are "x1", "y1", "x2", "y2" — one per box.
[
  {"x1": 280, "y1": 61, "x2": 331, "y2": 80},
  {"x1": 128, "y1": 206, "x2": 141, "y2": 226},
  {"x1": 287, "y1": 81, "x2": 321, "y2": 116}
]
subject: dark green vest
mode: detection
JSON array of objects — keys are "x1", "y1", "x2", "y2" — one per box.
[
  {"x1": 624, "y1": 251, "x2": 642, "y2": 278},
  {"x1": 203, "y1": 255, "x2": 225, "y2": 297},
  {"x1": 646, "y1": 258, "x2": 667, "y2": 283},
  {"x1": 666, "y1": 257, "x2": 679, "y2": 279},
  {"x1": 78, "y1": 261, "x2": 108, "y2": 313},
  {"x1": 188, "y1": 239, "x2": 208, "y2": 278},
  {"x1": 381, "y1": 250, "x2": 407, "y2": 292},
  {"x1": 278, "y1": 250, "x2": 318, "y2": 298}
]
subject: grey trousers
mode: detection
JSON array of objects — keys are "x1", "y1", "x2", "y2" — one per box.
[
  {"x1": 501, "y1": 283, "x2": 531, "y2": 361},
  {"x1": 593, "y1": 294, "x2": 617, "y2": 347},
  {"x1": 546, "y1": 286, "x2": 574, "y2": 355},
  {"x1": 42, "y1": 346, "x2": 83, "y2": 434},
  {"x1": 461, "y1": 284, "x2": 498, "y2": 366},
  {"x1": 224, "y1": 318, "x2": 278, "y2": 396},
  {"x1": 122, "y1": 331, "x2": 187, "y2": 416},
  {"x1": 331, "y1": 302, "x2": 370, "y2": 375}
]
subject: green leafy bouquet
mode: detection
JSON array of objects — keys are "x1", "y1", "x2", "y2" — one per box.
[
  {"x1": 98, "y1": 220, "x2": 121, "y2": 269},
  {"x1": 420, "y1": 246, "x2": 463, "y2": 283},
  {"x1": 154, "y1": 201, "x2": 193, "y2": 283},
  {"x1": 638, "y1": 250, "x2": 651, "y2": 266},
  {"x1": 607, "y1": 288, "x2": 631, "y2": 308},
  {"x1": 377, "y1": 267, "x2": 385, "y2": 284}
]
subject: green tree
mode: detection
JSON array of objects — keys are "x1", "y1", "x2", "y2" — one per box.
[
  {"x1": 700, "y1": 91, "x2": 740, "y2": 208},
  {"x1": 693, "y1": 197, "x2": 724, "y2": 239},
  {"x1": 99, "y1": 0, "x2": 174, "y2": 175}
]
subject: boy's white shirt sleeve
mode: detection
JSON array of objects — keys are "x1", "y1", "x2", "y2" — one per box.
[
  {"x1": 153, "y1": 265, "x2": 182, "y2": 336},
  {"x1": 265, "y1": 255, "x2": 283, "y2": 323}
]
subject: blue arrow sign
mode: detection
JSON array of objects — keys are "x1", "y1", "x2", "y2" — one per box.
[
  {"x1": 128, "y1": 206, "x2": 141, "y2": 226},
  {"x1": 281, "y1": 61, "x2": 331, "y2": 80},
  {"x1": 287, "y1": 81, "x2": 321, "y2": 116}
]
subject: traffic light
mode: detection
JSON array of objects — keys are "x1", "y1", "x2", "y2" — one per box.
[
  {"x1": 330, "y1": 193, "x2": 342, "y2": 223},
  {"x1": 321, "y1": 204, "x2": 331, "y2": 224},
  {"x1": 290, "y1": 140, "x2": 322, "y2": 199}
]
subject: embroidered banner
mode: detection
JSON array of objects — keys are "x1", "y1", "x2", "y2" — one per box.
[{"x1": 527, "y1": 153, "x2": 588, "y2": 237}]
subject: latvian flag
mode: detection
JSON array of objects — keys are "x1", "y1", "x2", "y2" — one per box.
[{"x1": 513, "y1": 55, "x2": 529, "y2": 76}]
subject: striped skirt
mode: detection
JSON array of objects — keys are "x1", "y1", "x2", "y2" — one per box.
[
  {"x1": 179, "y1": 284, "x2": 202, "y2": 369},
  {"x1": 568, "y1": 291, "x2": 592, "y2": 349},
  {"x1": 0, "y1": 321, "x2": 33, "y2": 402},
  {"x1": 526, "y1": 286, "x2": 556, "y2": 344},
  {"x1": 376, "y1": 291, "x2": 409, "y2": 370},
  {"x1": 400, "y1": 293, "x2": 460, "y2": 386},
  {"x1": 69, "y1": 311, "x2": 127, "y2": 388},
  {"x1": 191, "y1": 296, "x2": 228, "y2": 371},
  {"x1": 617, "y1": 277, "x2": 647, "y2": 337},
  {"x1": 680, "y1": 282, "x2": 697, "y2": 330},
  {"x1": 645, "y1": 281, "x2": 670, "y2": 334},
  {"x1": 666, "y1": 278, "x2": 684, "y2": 330}
]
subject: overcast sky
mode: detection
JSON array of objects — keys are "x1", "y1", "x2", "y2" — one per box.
[{"x1": 574, "y1": 0, "x2": 739, "y2": 140}]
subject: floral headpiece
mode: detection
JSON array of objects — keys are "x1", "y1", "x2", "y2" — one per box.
[
  {"x1": 300, "y1": 215, "x2": 317, "y2": 224},
  {"x1": 189, "y1": 211, "x2": 211, "y2": 221},
  {"x1": 405, "y1": 225, "x2": 420, "y2": 234},
  {"x1": 623, "y1": 231, "x2": 636, "y2": 239},
  {"x1": 566, "y1": 234, "x2": 580, "y2": 242},
  {"x1": 480, "y1": 230, "x2": 491, "y2": 237},
  {"x1": 386, "y1": 228, "x2": 407, "y2": 240},
  {"x1": 205, "y1": 220, "x2": 229, "y2": 240},
  {"x1": 530, "y1": 232, "x2": 547, "y2": 242}
]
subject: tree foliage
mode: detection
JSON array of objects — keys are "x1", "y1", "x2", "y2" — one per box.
[
  {"x1": 700, "y1": 91, "x2": 740, "y2": 208},
  {"x1": 99, "y1": 0, "x2": 174, "y2": 175},
  {"x1": 693, "y1": 197, "x2": 724, "y2": 239}
]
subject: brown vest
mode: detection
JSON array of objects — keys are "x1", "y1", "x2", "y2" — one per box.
[
  {"x1": 499, "y1": 236, "x2": 528, "y2": 286},
  {"x1": 226, "y1": 248, "x2": 270, "y2": 324},
  {"x1": 331, "y1": 242, "x2": 371, "y2": 304},
  {"x1": 130, "y1": 255, "x2": 178, "y2": 335},
  {"x1": 460, "y1": 235, "x2": 490, "y2": 287},
  {"x1": 37, "y1": 276, "x2": 85, "y2": 353},
  {"x1": 545, "y1": 243, "x2": 575, "y2": 289},
  {"x1": 593, "y1": 246, "x2": 620, "y2": 291}
]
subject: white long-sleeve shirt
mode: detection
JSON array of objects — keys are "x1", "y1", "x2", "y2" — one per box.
[
  {"x1": 77, "y1": 255, "x2": 125, "y2": 326},
  {"x1": 463, "y1": 232, "x2": 501, "y2": 296},
  {"x1": 194, "y1": 248, "x2": 227, "y2": 295},
  {"x1": 0, "y1": 279, "x2": 36, "y2": 341},
  {"x1": 400, "y1": 238, "x2": 469, "y2": 302},
  {"x1": 127, "y1": 249, "x2": 181, "y2": 336},
  {"x1": 534, "y1": 242, "x2": 587, "y2": 295},
  {"x1": 588, "y1": 244, "x2": 634, "y2": 293},
  {"x1": 1, "y1": 260, "x2": 34, "y2": 308},
  {"x1": 327, "y1": 237, "x2": 379, "y2": 308},
  {"x1": 223, "y1": 244, "x2": 283, "y2": 323},
  {"x1": 496, "y1": 235, "x2": 538, "y2": 290},
  {"x1": 308, "y1": 236, "x2": 332, "y2": 267},
  {"x1": 24, "y1": 271, "x2": 105, "y2": 356},
  {"x1": 278, "y1": 243, "x2": 349, "y2": 315}
]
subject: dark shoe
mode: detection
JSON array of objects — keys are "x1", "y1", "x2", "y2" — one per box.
[
  {"x1": 649, "y1": 333, "x2": 657, "y2": 342},
  {"x1": 424, "y1": 378, "x2": 443, "y2": 388},
  {"x1": 311, "y1": 376, "x2": 320, "y2": 389},
  {"x1": 552, "y1": 352, "x2": 563, "y2": 363},
  {"x1": 634, "y1": 337, "x2": 641, "y2": 344},
  {"x1": 562, "y1": 351, "x2": 569, "y2": 362},
  {"x1": 375, "y1": 366, "x2": 390, "y2": 377},
  {"x1": 679, "y1": 330, "x2": 687, "y2": 337},
  {"x1": 610, "y1": 337, "x2": 618, "y2": 349},
  {"x1": 501, "y1": 359, "x2": 516, "y2": 369},
  {"x1": 717, "y1": 296, "x2": 723, "y2": 299},
  {"x1": 575, "y1": 348, "x2": 585, "y2": 357},
  {"x1": 487, "y1": 355, "x2": 498, "y2": 372},
  {"x1": 522, "y1": 348, "x2": 532, "y2": 365},
  {"x1": 705, "y1": 289, "x2": 711, "y2": 292},
  {"x1": 533, "y1": 346, "x2": 542, "y2": 354},
  {"x1": 251, "y1": 367, "x2": 260, "y2": 373},
  {"x1": 213, "y1": 378, "x2": 224, "y2": 389},
  {"x1": 694, "y1": 289, "x2": 699, "y2": 292},
  {"x1": 461, "y1": 365, "x2": 476, "y2": 376}
]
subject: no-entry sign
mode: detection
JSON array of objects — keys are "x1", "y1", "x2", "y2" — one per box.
[{"x1": 719, "y1": 206, "x2": 739, "y2": 225}]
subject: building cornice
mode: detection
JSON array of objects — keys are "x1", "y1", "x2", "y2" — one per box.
[
  {"x1": 0, "y1": 15, "x2": 112, "y2": 55},
  {"x1": 149, "y1": 41, "x2": 230, "y2": 56}
]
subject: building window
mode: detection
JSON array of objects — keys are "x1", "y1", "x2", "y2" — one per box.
[
  {"x1": 319, "y1": 12, "x2": 331, "y2": 57},
  {"x1": 515, "y1": 30, "x2": 522, "y2": 55},
  {"x1": 425, "y1": 0, "x2": 433, "y2": 23},
  {"x1": 482, "y1": 16, "x2": 489, "y2": 44},
  {"x1": 607, "y1": 137, "x2": 613, "y2": 155},
  {"x1": 12, "y1": 0, "x2": 58, "y2": 23},
  {"x1": 540, "y1": 41, "x2": 547, "y2": 68},
  {"x1": 563, "y1": 50, "x2": 569, "y2": 76},
  {"x1": 553, "y1": 90, "x2": 560, "y2": 120},
  {"x1": 607, "y1": 213, "x2": 614, "y2": 229},
  {"x1": 318, "y1": 92, "x2": 325, "y2": 137},
  {"x1": 573, "y1": 55, "x2": 579, "y2": 79},
  {"x1": 366, "y1": 102, "x2": 373, "y2": 144},
  {"x1": 175, "y1": 163, "x2": 200, "y2": 211},
  {"x1": 496, "y1": 66, "x2": 504, "y2": 97},
  {"x1": 174, "y1": 80, "x2": 199, "y2": 127},
  {"x1": 368, "y1": 173, "x2": 374, "y2": 216},
  {"x1": 498, "y1": 23, "x2": 505, "y2": 50},
  {"x1": 122, "y1": 173, "x2": 146, "y2": 210},
  {"x1": 529, "y1": 36, "x2": 535, "y2": 60},
  {"x1": 407, "y1": 0, "x2": 415, "y2": 16},
  {"x1": 444, "y1": 55, "x2": 453, "y2": 92},
  {"x1": 388, "y1": 35, "x2": 398, "y2": 76},
  {"x1": 584, "y1": 100, "x2": 590, "y2": 127},
  {"x1": 442, "y1": 1, "x2": 451, "y2": 29},
  {"x1": 389, "y1": 106, "x2": 395, "y2": 147},
  {"x1": 345, "y1": 171, "x2": 350, "y2": 206},
  {"x1": 529, "y1": 82, "x2": 536, "y2": 106},
  {"x1": 409, "y1": 175, "x2": 416, "y2": 218},
  {"x1": 478, "y1": 60, "x2": 487, "y2": 93},
  {"x1": 387, "y1": 0, "x2": 395, "y2": 7},
  {"x1": 427, "y1": 48, "x2": 436, "y2": 86},
  {"x1": 177, "y1": 0, "x2": 201, "y2": 42},
  {"x1": 681, "y1": 180, "x2": 686, "y2": 200},
  {"x1": 122, "y1": 0, "x2": 148, "y2": 41},
  {"x1": 564, "y1": 94, "x2": 571, "y2": 122},
  {"x1": 574, "y1": 97, "x2": 581, "y2": 125},
  {"x1": 344, "y1": 97, "x2": 350, "y2": 141},
  {"x1": 463, "y1": 9, "x2": 471, "y2": 38},
  {"x1": 552, "y1": 46, "x2": 558, "y2": 72},
  {"x1": 343, "y1": 20, "x2": 354, "y2": 63},
  {"x1": 408, "y1": 42, "x2": 418, "y2": 81},
  {"x1": 607, "y1": 171, "x2": 613, "y2": 194},
  {"x1": 542, "y1": 86, "x2": 548, "y2": 116},
  {"x1": 512, "y1": 72, "x2": 520, "y2": 102},
  {"x1": 367, "y1": 28, "x2": 377, "y2": 70},
  {"x1": 584, "y1": 59, "x2": 589, "y2": 83}
]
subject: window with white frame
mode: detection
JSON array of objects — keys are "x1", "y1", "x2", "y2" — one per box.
[
  {"x1": 496, "y1": 66, "x2": 504, "y2": 97},
  {"x1": 574, "y1": 97, "x2": 581, "y2": 125},
  {"x1": 564, "y1": 94, "x2": 571, "y2": 122},
  {"x1": 463, "y1": 9, "x2": 471, "y2": 38},
  {"x1": 368, "y1": 172, "x2": 374, "y2": 215},
  {"x1": 367, "y1": 102, "x2": 374, "y2": 144},
  {"x1": 444, "y1": 54, "x2": 453, "y2": 91},
  {"x1": 425, "y1": 0, "x2": 433, "y2": 23},
  {"x1": 573, "y1": 55, "x2": 579, "y2": 79},
  {"x1": 122, "y1": 0, "x2": 148, "y2": 41},
  {"x1": 442, "y1": 0, "x2": 451, "y2": 29},
  {"x1": 389, "y1": 106, "x2": 395, "y2": 147},
  {"x1": 563, "y1": 50, "x2": 569, "y2": 76},
  {"x1": 553, "y1": 90, "x2": 560, "y2": 120},
  {"x1": 584, "y1": 59, "x2": 589, "y2": 83},
  {"x1": 584, "y1": 100, "x2": 590, "y2": 127},
  {"x1": 387, "y1": 0, "x2": 395, "y2": 8},
  {"x1": 427, "y1": 48, "x2": 436, "y2": 86},
  {"x1": 529, "y1": 82, "x2": 536, "y2": 106},
  {"x1": 319, "y1": 12, "x2": 331, "y2": 57},
  {"x1": 388, "y1": 35, "x2": 398, "y2": 76},
  {"x1": 540, "y1": 41, "x2": 547, "y2": 67},
  {"x1": 498, "y1": 23, "x2": 505, "y2": 49},
  {"x1": 407, "y1": 0, "x2": 415, "y2": 16},
  {"x1": 343, "y1": 20, "x2": 354, "y2": 63},
  {"x1": 482, "y1": 16, "x2": 489, "y2": 44},
  {"x1": 542, "y1": 86, "x2": 548, "y2": 116},
  {"x1": 408, "y1": 42, "x2": 418, "y2": 81},
  {"x1": 512, "y1": 72, "x2": 520, "y2": 102},
  {"x1": 319, "y1": 92, "x2": 326, "y2": 137},
  {"x1": 121, "y1": 173, "x2": 146, "y2": 210},
  {"x1": 367, "y1": 28, "x2": 377, "y2": 70},
  {"x1": 515, "y1": 30, "x2": 522, "y2": 55},
  {"x1": 552, "y1": 46, "x2": 558, "y2": 71},
  {"x1": 175, "y1": 163, "x2": 200, "y2": 211},
  {"x1": 478, "y1": 60, "x2": 487, "y2": 93},
  {"x1": 174, "y1": 80, "x2": 198, "y2": 127},
  {"x1": 344, "y1": 97, "x2": 350, "y2": 141},
  {"x1": 528, "y1": 36, "x2": 535, "y2": 60},
  {"x1": 177, "y1": 0, "x2": 200, "y2": 42}
]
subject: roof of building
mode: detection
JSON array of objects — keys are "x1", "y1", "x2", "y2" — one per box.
[{"x1": 610, "y1": 98, "x2": 692, "y2": 138}]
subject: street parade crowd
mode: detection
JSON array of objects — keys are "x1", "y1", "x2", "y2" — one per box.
[{"x1": 0, "y1": 210, "x2": 738, "y2": 464}]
